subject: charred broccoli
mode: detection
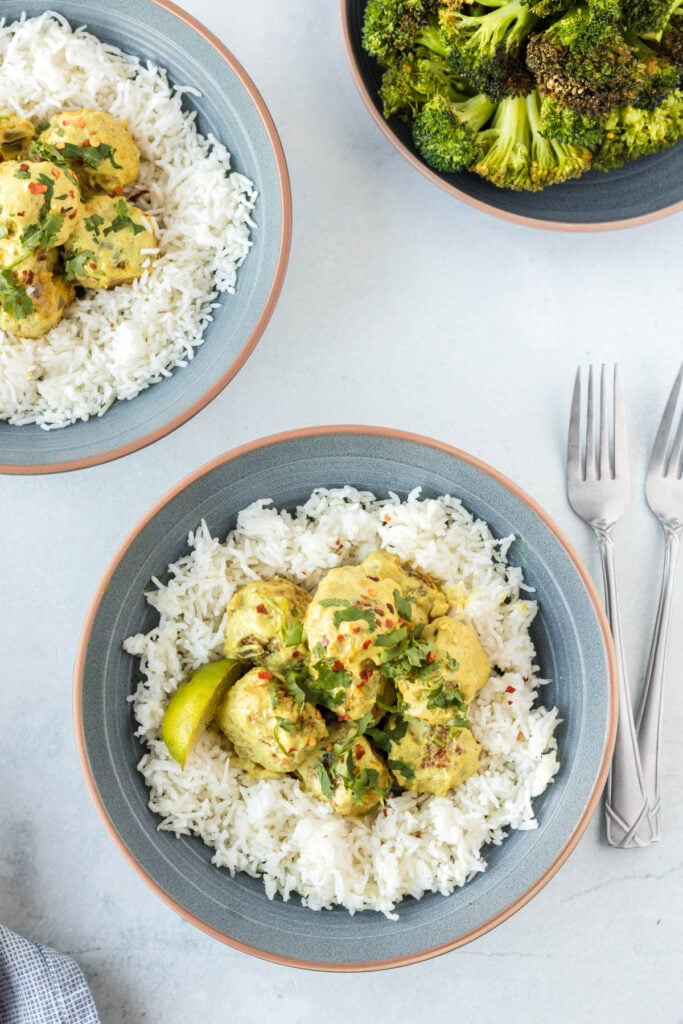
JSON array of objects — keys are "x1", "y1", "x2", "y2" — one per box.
[{"x1": 594, "y1": 88, "x2": 683, "y2": 167}]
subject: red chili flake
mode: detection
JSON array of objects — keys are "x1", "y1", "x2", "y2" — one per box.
[
  {"x1": 517, "y1": 730, "x2": 524, "y2": 741},
  {"x1": 336, "y1": 634, "x2": 344, "y2": 643},
  {"x1": 507, "y1": 700, "x2": 513, "y2": 706},
  {"x1": 28, "y1": 182, "x2": 48, "y2": 194},
  {"x1": 82, "y1": 138, "x2": 91, "y2": 147},
  {"x1": 375, "y1": 620, "x2": 382, "y2": 629},
  {"x1": 367, "y1": 576, "x2": 379, "y2": 583},
  {"x1": 88, "y1": 261, "x2": 97, "y2": 269},
  {"x1": 113, "y1": 185, "x2": 123, "y2": 196},
  {"x1": 68, "y1": 211, "x2": 77, "y2": 219},
  {"x1": 426, "y1": 651, "x2": 436, "y2": 664},
  {"x1": 362, "y1": 639, "x2": 372, "y2": 650},
  {"x1": 24, "y1": 270, "x2": 34, "y2": 286},
  {"x1": 255, "y1": 603, "x2": 268, "y2": 614},
  {"x1": 382, "y1": 807, "x2": 388, "y2": 817},
  {"x1": 109, "y1": 322, "x2": 115, "y2": 328},
  {"x1": 351, "y1": 626, "x2": 361, "y2": 634},
  {"x1": 522, "y1": 676, "x2": 529, "y2": 682},
  {"x1": 331, "y1": 660, "x2": 345, "y2": 672},
  {"x1": 68, "y1": 190, "x2": 75, "y2": 198},
  {"x1": 62, "y1": 120, "x2": 69, "y2": 126},
  {"x1": 387, "y1": 602, "x2": 395, "y2": 614},
  {"x1": 505, "y1": 685, "x2": 516, "y2": 694},
  {"x1": 383, "y1": 514, "x2": 392, "y2": 522},
  {"x1": 373, "y1": 607, "x2": 383, "y2": 616},
  {"x1": 19, "y1": 163, "x2": 29, "y2": 171},
  {"x1": 321, "y1": 637, "x2": 329, "y2": 648},
  {"x1": 354, "y1": 744, "x2": 365, "y2": 760},
  {"x1": 455, "y1": 746, "x2": 462, "y2": 755},
  {"x1": 257, "y1": 670, "x2": 273, "y2": 680},
  {"x1": 338, "y1": 715, "x2": 350, "y2": 722},
  {"x1": 50, "y1": 167, "x2": 60, "y2": 179},
  {"x1": 385, "y1": 619, "x2": 394, "y2": 629},
  {"x1": 17, "y1": 211, "x2": 24, "y2": 217},
  {"x1": 360, "y1": 669, "x2": 373, "y2": 682}
]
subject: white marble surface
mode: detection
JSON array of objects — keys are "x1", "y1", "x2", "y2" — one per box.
[{"x1": 2, "y1": 2, "x2": 683, "y2": 1021}]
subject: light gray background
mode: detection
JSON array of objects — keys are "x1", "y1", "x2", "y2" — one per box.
[{"x1": 2, "y1": 2, "x2": 682, "y2": 1022}]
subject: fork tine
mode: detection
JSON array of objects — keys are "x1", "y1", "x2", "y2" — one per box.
[
  {"x1": 585, "y1": 365, "x2": 596, "y2": 479},
  {"x1": 567, "y1": 366, "x2": 583, "y2": 481},
  {"x1": 613, "y1": 365, "x2": 628, "y2": 481},
  {"x1": 668, "y1": 402, "x2": 683, "y2": 479},
  {"x1": 599, "y1": 364, "x2": 611, "y2": 480},
  {"x1": 648, "y1": 364, "x2": 683, "y2": 477}
]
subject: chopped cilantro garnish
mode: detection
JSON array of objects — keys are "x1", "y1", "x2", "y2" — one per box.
[
  {"x1": 275, "y1": 716, "x2": 299, "y2": 734},
  {"x1": 284, "y1": 620, "x2": 303, "y2": 648},
  {"x1": 347, "y1": 766, "x2": 381, "y2": 803},
  {"x1": 318, "y1": 597, "x2": 377, "y2": 631},
  {"x1": 0, "y1": 268, "x2": 32, "y2": 320},
  {"x1": 84, "y1": 213, "x2": 105, "y2": 238},
  {"x1": 367, "y1": 717, "x2": 408, "y2": 752},
  {"x1": 393, "y1": 589, "x2": 413, "y2": 622},
  {"x1": 267, "y1": 682, "x2": 280, "y2": 708},
  {"x1": 388, "y1": 757, "x2": 415, "y2": 780},
  {"x1": 64, "y1": 249, "x2": 96, "y2": 282},
  {"x1": 104, "y1": 198, "x2": 145, "y2": 237},
  {"x1": 20, "y1": 212, "x2": 63, "y2": 253},
  {"x1": 316, "y1": 762, "x2": 335, "y2": 799},
  {"x1": 14, "y1": 167, "x2": 30, "y2": 179},
  {"x1": 374, "y1": 626, "x2": 408, "y2": 649},
  {"x1": 426, "y1": 684, "x2": 466, "y2": 712},
  {"x1": 446, "y1": 654, "x2": 461, "y2": 672},
  {"x1": 31, "y1": 137, "x2": 122, "y2": 171}
]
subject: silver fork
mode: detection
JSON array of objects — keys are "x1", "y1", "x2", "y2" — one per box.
[
  {"x1": 632, "y1": 365, "x2": 683, "y2": 843},
  {"x1": 567, "y1": 364, "x2": 651, "y2": 848}
]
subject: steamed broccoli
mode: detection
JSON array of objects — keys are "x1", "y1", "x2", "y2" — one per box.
[
  {"x1": 538, "y1": 95, "x2": 606, "y2": 146},
  {"x1": 593, "y1": 88, "x2": 683, "y2": 167},
  {"x1": 379, "y1": 50, "x2": 469, "y2": 119},
  {"x1": 362, "y1": 0, "x2": 439, "y2": 65},
  {"x1": 438, "y1": 0, "x2": 538, "y2": 99},
  {"x1": 473, "y1": 90, "x2": 591, "y2": 189},
  {"x1": 623, "y1": 0, "x2": 672, "y2": 34},
  {"x1": 412, "y1": 91, "x2": 497, "y2": 169}
]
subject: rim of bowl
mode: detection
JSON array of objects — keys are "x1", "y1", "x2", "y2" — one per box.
[
  {"x1": 1, "y1": 0, "x2": 292, "y2": 476},
  {"x1": 74, "y1": 424, "x2": 618, "y2": 971},
  {"x1": 338, "y1": 0, "x2": 683, "y2": 233}
]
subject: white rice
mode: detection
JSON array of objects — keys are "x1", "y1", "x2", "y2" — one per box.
[
  {"x1": 0, "y1": 13, "x2": 256, "y2": 429},
  {"x1": 125, "y1": 487, "x2": 561, "y2": 919}
]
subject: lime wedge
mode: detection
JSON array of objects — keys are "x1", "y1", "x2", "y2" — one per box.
[{"x1": 162, "y1": 658, "x2": 242, "y2": 767}]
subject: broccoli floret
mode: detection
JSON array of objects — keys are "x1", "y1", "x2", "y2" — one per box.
[
  {"x1": 412, "y1": 91, "x2": 497, "y2": 169},
  {"x1": 593, "y1": 89, "x2": 683, "y2": 167},
  {"x1": 538, "y1": 95, "x2": 606, "y2": 146},
  {"x1": 379, "y1": 49, "x2": 470, "y2": 119},
  {"x1": 661, "y1": 0, "x2": 683, "y2": 65},
  {"x1": 473, "y1": 90, "x2": 591, "y2": 189},
  {"x1": 362, "y1": 0, "x2": 438, "y2": 65},
  {"x1": 623, "y1": 0, "x2": 672, "y2": 34},
  {"x1": 521, "y1": 0, "x2": 573, "y2": 17},
  {"x1": 526, "y1": 1, "x2": 647, "y2": 117},
  {"x1": 438, "y1": 0, "x2": 539, "y2": 100},
  {"x1": 626, "y1": 33, "x2": 680, "y2": 107}
]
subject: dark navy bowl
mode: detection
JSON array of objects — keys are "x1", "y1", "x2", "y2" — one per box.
[
  {"x1": 341, "y1": 0, "x2": 683, "y2": 231},
  {"x1": 75, "y1": 427, "x2": 617, "y2": 970},
  {"x1": 0, "y1": 0, "x2": 291, "y2": 473}
]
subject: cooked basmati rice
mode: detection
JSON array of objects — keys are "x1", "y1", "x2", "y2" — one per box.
[
  {"x1": 0, "y1": 13, "x2": 256, "y2": 429},
  {"x1": 125, "y1": 488, "x2": 561, "y2": 918}
]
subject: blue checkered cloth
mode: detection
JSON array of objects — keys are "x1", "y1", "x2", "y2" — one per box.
[{"x1": 0, "y1": 925, "x2": 100, "y2": 1024}]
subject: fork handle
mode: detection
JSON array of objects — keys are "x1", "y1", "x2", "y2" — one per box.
[
  {"x1": 594, "y1": 527, "x2": 652, "y2": 848},
  {"x1": 633, "y1": 528, "x2": 681, "y2": 843}
]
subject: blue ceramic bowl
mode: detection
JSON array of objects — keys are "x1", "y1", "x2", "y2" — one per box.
[
  {"x1": 0, "y1": 1, "x2": 291, "y2": 474},
  {"x1": 75, "y1": 427, "x2": 617, "y2": 970},
  {"x1": 341, "y1": 0, "x2": 683, "y2": 231}
]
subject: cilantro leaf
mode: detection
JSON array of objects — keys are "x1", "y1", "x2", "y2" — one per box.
[
  {"x1": 84, "y1": 213, "x2": 105, "y2": 238},
  {"x1": 368, "y1": 717, "x2": 408, "y2": 752},
  {"x1": 103, "y1": 199, "x2": 145, "y2": 237},
  {"x1": 374, "y1": 626, "x2": 408, "y2": 649},
  {"x1": 275, "y1": 716, "x2": 299, "y2": 734},
  {"x1": 426, "y1": 684, "x2": 466, "y2": 712},
  {"x1": 64, "y1": 249, "x2": 96, "y2": 282},
  {"x1": 0, "y1": 268, "x2": 33, "y2": 320},
  {"x1": 334, "y1": 606, "x2": 377, "y2": 630},
  {"x1": 393, "y1": 589, "x2": 413, "y2": 622},
  {"x1": 284, "y1": 620, "x2": 303, "y2": 647},
  {"x1": 20, "y1": 212, "x2": 63, "y2": 253},
  {"x1": 316, "y1": 762, "x2": 335, "y2": 800},
  {"x1": 31, "y1": 137, "x2": 122, "y2": 171},
  {"x1": 388, "y1": 758, "x2": 415, "y2": 780}
]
